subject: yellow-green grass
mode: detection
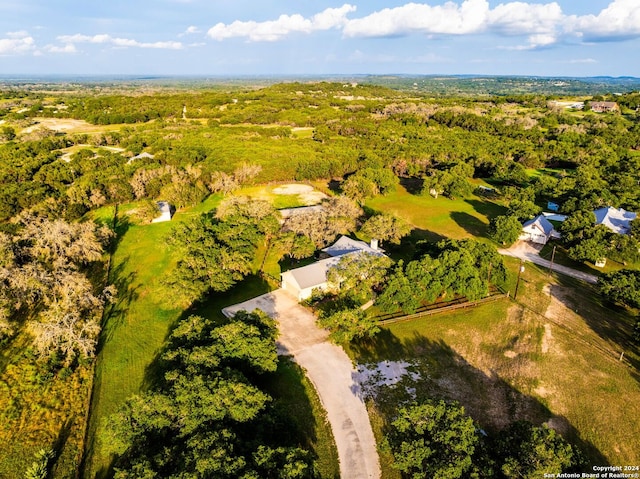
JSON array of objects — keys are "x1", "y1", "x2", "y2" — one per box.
[
  {"x1": 0, "y1": 335, "x2": 93, "y2": 479},
  {"x1": 539, "y1": 242, "x2": 640, "y2": 275},
  {"x1": 365, "y1": 184, "x2": 506, "y2": 241},
  {"x1": 85, "y1": 197, "x2": 232, "y2": 477},
  {"x1": 346, "y1": 260, "x2": 640, "y2": 466}
]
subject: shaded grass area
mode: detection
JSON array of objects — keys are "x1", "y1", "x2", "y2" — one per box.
[
  {"x1": 345, "y1": 260, "x2": 640, "y2": 466},
  {"x1": 365, "y1": 184, "x2": 506, "y2": 241},
  {"x1": 266, "y1": 358, "x2": 340, "y2": 479},
  {"x1": 539, "y1": 242, "x2": 638, "y2": 275}
]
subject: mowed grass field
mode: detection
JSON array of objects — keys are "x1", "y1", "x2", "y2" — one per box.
[
  {"x1": 347, "y1": 258, "x2": 640, "y2": 468},
  {"x1": 366, "y1": 182, "x2": 506, "y2": 241},
  {"x1": 83, "y1": 215, "x2": 185, "y2": 479}
]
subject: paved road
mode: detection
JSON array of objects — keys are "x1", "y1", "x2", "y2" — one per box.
[
  {"x1": 499, "y1": 241, "x2": 599, "y2": 285},
  {"x1": 223, "y1": 290, "x2": 381, "y2": 479}
]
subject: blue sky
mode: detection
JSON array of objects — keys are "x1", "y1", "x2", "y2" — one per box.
[{"x1": 0, "y1": 0, "x2": 638, "y2": 77}]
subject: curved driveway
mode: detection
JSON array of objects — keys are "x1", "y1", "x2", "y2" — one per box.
[
  {"x1": 499, "y1": 241, "x2": 599, "y2": 284},
  {"x1": 223, "y1": 289, "x2": 381, "y2": 479}
]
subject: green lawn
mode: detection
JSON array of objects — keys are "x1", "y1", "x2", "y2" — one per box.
[
  {"x1": 365, "y1": 184, "x2": 506, "y2": 242},
  {"x1": 83, "y1": 218, "x2": 184, "y2": 479},
  {"x1": 345, "y1": 258, "x2": 640, "y2": 466}
]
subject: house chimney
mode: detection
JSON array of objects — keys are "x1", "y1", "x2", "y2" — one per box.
[{"x1": 370, "y1": 239, "x2": 378, "y2": 250}]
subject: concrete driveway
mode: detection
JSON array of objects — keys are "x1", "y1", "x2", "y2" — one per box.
[
  {"x1": 499, "y1": 241, "x2": 599, "y2": 284},
  {"x1": 223, "y1": 289, "x2": 381, "y2": 479}
]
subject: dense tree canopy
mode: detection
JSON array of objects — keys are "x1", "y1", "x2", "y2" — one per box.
[
  {"x1": 377, "y1": 240, "x2": 506, "y2": 315},
  {"x1": 106, "y1": 311, "x2": 319, "y2": 479},
  {"x1": 386, "y1": 400, "x2": 478, "y2": 479}
]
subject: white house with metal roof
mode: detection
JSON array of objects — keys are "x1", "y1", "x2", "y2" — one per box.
[
  {"x1": 280, "y1": 236, "x2": 384, "y2": 301},
  {"x1": 519, "y1": 215, "x2": 561, "y2": 245},
  {"x1": 593, "y1": 207, "x2": 636, "y2": 235}
]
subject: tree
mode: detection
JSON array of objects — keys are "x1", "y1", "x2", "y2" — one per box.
[
  {"x1": 489, "y1": 215, "x2": 522, "y2": 246},
  {"x1": 0, "y1": 216, "x2": 114, "y2": 363},
  {"x1": 277, "y1": 232, "x2": 316, "y2": 261},
  {"x1": 360, "y1": 214, "x2": 411, "y2": 246},
  {"x1": 495, "y1": 422, "x2": 578, "y2": 479},
  {"x1": 506, "y1": 199, "x2": 541, "y2": 221},
  {"x1": 24, "y1": 448, "x2": 55, "y2": 479},
  {"x1": 386, "y1": 400, "x2": 478, "y2": 479},
  {"x1": 599, "y1": 269, "x2": 640, "y2": 308},
  {"x1": 168, "y1": 213, "x2": 255, "y2": 302},
  {"x1": 106, "y1": 311, "x2": 318, "y2": 478},
  {"x1": 566, "y1": 226, "x2": 609, "y2": 263},
  {"x1": 318, "y1": 308, "x2": 380, "y2": 343},
  {"x1": 342, "y1": 168, "x2": 399, "y2": 202},
  {"x1": 285, "y1": 196, "x2": 362, "y2": 248},
  {"x1": 559, "y1": 210, "x2": 596, "y2": 244},
  {"x1": 326, "y1": 252, "x2": 392, "y2": 303}
]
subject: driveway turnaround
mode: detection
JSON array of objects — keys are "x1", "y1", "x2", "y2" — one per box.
[
  {"x1": 499, "y1": 241, "x2": 599, "y2": 285},
  {"x1": 223, "y1": 289, "x2": 381, "y2": 479}
]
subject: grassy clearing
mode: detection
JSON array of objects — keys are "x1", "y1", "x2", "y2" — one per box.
[
  {"x1": 346, "y1": 260, "x2": 640, "y2": 466},
  {"x1": 366, "y1": 184, "x2": 506, "y2": 241},
  {"x1": 539, "y1": 242, "x2": 639, "y2": 275},
  {"x1": 84, "y1": 217, "x2": 185, "y2": 479}
]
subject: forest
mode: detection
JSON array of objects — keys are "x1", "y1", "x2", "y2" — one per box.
[{"x1": 0, "y1": 78, "x2": 639, "y2": 478}]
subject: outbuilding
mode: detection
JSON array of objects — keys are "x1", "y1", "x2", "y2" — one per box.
[{"x1": 519, "y1": 215, "x2": 561, "y2": 245}]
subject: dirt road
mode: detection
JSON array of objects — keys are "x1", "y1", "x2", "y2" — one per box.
[
  {"x1": 223, "y1": 290, "x2": 381, "y2": 479},
  {"x1": 499, "y1": 241, "x2": 599, "y2": 284}
]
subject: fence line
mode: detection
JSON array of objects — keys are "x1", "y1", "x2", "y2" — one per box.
[{"x1": 377, "y1": 292, "x2": 509, "y2": 325}]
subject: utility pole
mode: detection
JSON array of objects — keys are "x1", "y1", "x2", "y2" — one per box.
[
  {"x1": 514, "y1": 260, "x2": 525, "y2": 300},
  {"x1": 548, "y1": 244, "x2": 557, "y2": 277}
]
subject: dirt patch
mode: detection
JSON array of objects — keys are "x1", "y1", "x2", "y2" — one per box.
[
  {"x1": 354, "y1": 361, "x2": 420, "y2": 399},
  {"x1": 22, "y1": 118, "x2": 94, "y2": 133},
  {"x1": 272, "y1": 183, "x2": 327, "y2": 205}
]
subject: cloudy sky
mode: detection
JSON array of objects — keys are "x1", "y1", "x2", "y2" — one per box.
[{"x1": 0, "y1": 0, "x2": 638, "y2": 77}]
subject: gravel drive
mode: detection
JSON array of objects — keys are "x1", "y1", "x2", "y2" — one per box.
[
  {"x1": 223, "y1": 289, "x2": 381, "y2": 479},
  {"x1": 499, "y1": 241, "x2": 599, "y2": 284}
]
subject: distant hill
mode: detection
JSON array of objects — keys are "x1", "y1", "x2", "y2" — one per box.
[{"x1": 1, "y1": 73, "x2": 639, "y2": 96}]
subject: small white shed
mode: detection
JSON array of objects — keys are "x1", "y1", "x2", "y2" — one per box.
[{"x1": 151, "y1": 201, "x2": 174, "y2": 223}]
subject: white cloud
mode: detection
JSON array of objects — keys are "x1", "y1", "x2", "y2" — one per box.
[
  {"x1": 343, "y1": 0, "x2": 640, "y2": 48},
  {"x1": 207, "y1": 4, "x2": 356, "y2": 42},
  {"x1": 179, "y1": 25, "x2": 200, "y2": 37},
  {"x1": 567, "y1": 58, "x2": 597, "y2": 64},
  {"x1": 487, "y1": 2, "x2": 563, "y2": 36},
  {"x1": 565, "y1": 0, "x2": 640, "y2": 41},
  {"x1": 0, "y1": 31, "x2": 35, "y2": 55},
  {"x1": 44, "y1": 43, "x2": 77, "y2": 54},
  {"x1": 343, "y1": 0, "x2": 490, "y2": 38},
  {"x1": 6, "y1": 30, "x2": 31, "y2": 39},
  {"x1": 57, "y1": 34, "x2": 183, "y2": 49}
]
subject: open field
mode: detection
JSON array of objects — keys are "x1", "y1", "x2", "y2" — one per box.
[
  {"x1": 366, "y1": 182, "x2": 506, "y2": 241},
  {"x1": 347, "y1": 259, "x2": 640, "y2": 466},
  {"x1": 19, "y1": 118, "x2": 132, "y2": 135}
]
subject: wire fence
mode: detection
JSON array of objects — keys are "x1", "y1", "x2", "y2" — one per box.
[{"x1": 377, "y1": 292, "x2": 509, "y2": 326}]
